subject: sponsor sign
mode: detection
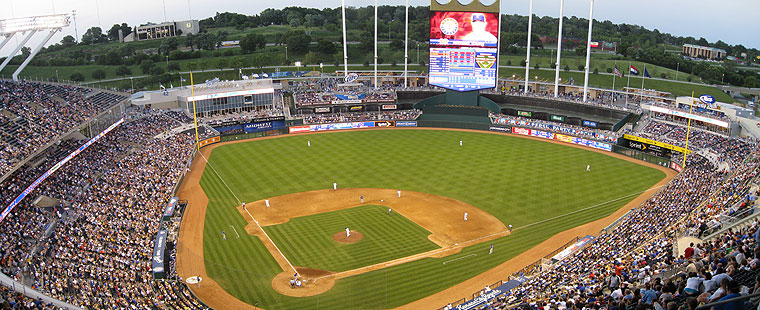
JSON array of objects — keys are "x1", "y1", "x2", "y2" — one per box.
[
  {"x1": 349, "y1": 105, "x2": 364, "y2": 112},
  {"x1": 396, "y1": 121, "x2": 418, "y2": 127},
  {"x1": 551, "y1": 235, "x2": 595, "y2": 261},
  {"x1": 550, "y1": 115, "x2": 565, "y2": 122},
  {"x1": 530, "y1": 129, "x2": 554, "y2": 139},
  {"x1": 244, "y1": 121, "x2": 274, "y2": 132},
  {"x1": 289, "y1": 125, "x2": 310, "y2": 133},
  {"x1": 163, "y1": 197, "x2": 178, "y2": 219},
  {"x1": 623, "y1": 138, "x2": 672, "y2": 158},
  {"x1": 332, "y1": 99, "x2": 363, "y2": 104},
  {"x1": 381, "y1": 104, "x2": 397, "y2": 110},
  {"x1": 582, "y1": 120, "x2": 598, "y2": 128},
  {"x1": 310, "y1": 122, "x2": 376, "y2": 131},
  {"x1": 513, "y1": 127, "x2": 530, "y2": 135},
  {"x1": 454, "y1": 280, "x2": 523, "y2": 310},
  {"x1": 671, "y1": 162, "x2": 683, "y2": 172},
  {"x1": 699, "y1": 94, "x2": 716, "y2": 105},
  {"x1": 554, "y1": 133, "x2": 573, "y2": 143},
  {"x1": 518, "y1": 111, "x2": 532, "y2": 117},
  {"x1": 375, "y1": 121, "x2": 395, "y2": 127},
  {"x1": 253, "y1": 116, "x2": 285, "y2": 123},
  {"x1": 489, "y1": 126, "x2": 511, "y2": 132},
  {"x1": 623, "y1": 134, "x2": 692, "y2": 154},
  {"x1": 314, "y1": 107, "x2": 331, "y2": 113},
  {"x1": 649, "y1": 106, "x2": 729, "y2": 128},
  {"x1": 1, "y1": 118, "x2": 125, "y2": 222},
  {"x1": 152, "y1": 230, "x2": 168, "y2": 277},
  {"x1": 345, "y1": 73, "x2": 359, "y2": 83},
  {"x1": 198, "y1": 136, "x2": 220, "y2": 148}
]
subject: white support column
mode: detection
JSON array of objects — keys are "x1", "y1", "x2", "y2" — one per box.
[
  {"x1": 13, "y1": 29, "x2": 59, "y2": 81},
  {"x1": 404, "y1": 0, "x2": 408, "y2": 88},
  {"x1": 0, "y1": 34, "x2": 15, "y2": 52},
  {"x1": 524, "y1": 0, "x2": 533, "y2": 94},
  {"x1": 582, "y1": 0, "x2": 594, "y2": 102},
  {"x1": 374, "y1": 0, "x2": 378, "y2": 89},
  {"x1": 0, "y1": 30, "x2": 37, "y2": 74},
  {"x1": 554, "y1": 0, "x2": 564, "y2": 97},
  {"x1": 495, "y1": 0, "x2": 502, "y2": 92},
  {"x1": 342, "y1": 0, "x2": 348, "y2": 79}
]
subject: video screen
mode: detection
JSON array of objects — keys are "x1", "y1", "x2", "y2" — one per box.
[{"x1": 429, "y1": 11, "x2": 499, "y2": 92}]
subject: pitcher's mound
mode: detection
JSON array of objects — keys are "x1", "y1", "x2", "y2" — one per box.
[{"x1": 332, "y1": 231, "x2": 363, "y2": 243}]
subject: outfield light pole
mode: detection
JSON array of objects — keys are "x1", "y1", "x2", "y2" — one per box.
[
  {"x1": 554, "y1": 0, "x2": 564, "y2": 97},
  {"x1": 524, "y1": 0, "x2": 533, "y2": 94},
  {"x1": 404, "y1": 0, "x2": 408, "y2": 87},
  {"x1": 582, "y1": 0, "x2": 594, "y2": 102},
  {"x1": 341, "y1": 0, "x2": 348, "y2": 79},
  {"x1": 374, "y1": 0, "x2": 378, "y2": 89}
]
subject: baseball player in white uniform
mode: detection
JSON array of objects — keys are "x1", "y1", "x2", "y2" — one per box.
[
  {"x1": 587, "y1": 165, "x2": 591, "y2": 172},
  {"x1": 307, "y1": 140, "x2": 311, "y2": 147},
  {"x1": 464, "y1": 212, "x2": 468, "y2": 221},
  {"x1": 397, "y1": 190, "x2": 401, "y2": 198},
  {"x1": 459, "y1": 140, "x2": 463, "y2": 147},
  {"x1": 333, "y1": 182, "x2": 337, "y2": 190},
  {"x1": 345, "y1": 227, "x2": 351, "y2": 238},
  {"x1": 265, "y1": 199, "x2": 270, "y2": 208}
]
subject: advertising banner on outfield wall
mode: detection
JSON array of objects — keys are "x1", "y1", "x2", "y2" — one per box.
[
  {"x1": 243, "y1": 120, "x2": 286, "y2": 133},
  {"x1": 396, "y1": 121, "x2": 418, "y2": 127},
  {"x1": 162, "y1": 197, "x2": 178, "y2": 220},
  {"x1": 152, "y1": 230, "x2": 167, "y2": 279},
  {"x1": 311, "y1": 122, "x2": 376, "y2": 131},
  {"x1": 289, "y1": 125, "x2": 310, "y2": 133},
  {"x1": 381, "y1": 104, "x2": 397, "y2": 110},
  {"x1": 198, "y1": 136, "x2": 221, "y2": 148},
  {"x1": 493, "y1": 118, "x2": 616, "y2": 143},
  {"x1": 375, "y1": 121, "x2": 395, "y2": 127},
  {"x1": 513, "y1": 128, "x2": 611, "y2": 152},
  {"x1": 489, "y1": 126, "x2": 511, "y2": 132}
]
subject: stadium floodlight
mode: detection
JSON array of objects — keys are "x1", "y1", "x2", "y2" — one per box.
[
  {"x1": 0, "y1": 13, "x2": 72, "y2": 81},
  {"x1": 0, "y1": 14, "x2": 70, "y2": 35}
]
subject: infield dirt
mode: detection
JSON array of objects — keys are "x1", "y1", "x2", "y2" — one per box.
[{"x1": 175, "y1": 128, "x2": 676, "y2": 309}]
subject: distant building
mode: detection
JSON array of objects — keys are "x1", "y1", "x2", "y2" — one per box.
[
  {"x1": 123, "y1": 20, "x2": 199, "y2": 42},
  {"x1": 682, "y1": 44, "x2": 726, "y2": 60}
]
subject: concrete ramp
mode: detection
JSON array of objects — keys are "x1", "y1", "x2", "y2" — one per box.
[{"x1": 738, "y1": 117, "x2": 760, "y2": 139}]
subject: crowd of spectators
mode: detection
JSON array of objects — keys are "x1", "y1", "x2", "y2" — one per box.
[
  {"x1": 302, "y1": 110, "x2": 421, "y2": 124},
  {"x1": 490, "y1": 113, "x2": 619, "y2": 143},
  {"x1": 0, "y1": 81, "x2": 126, "y2": 176},
  {"x1": 448, "y1": 132, "x2": 760, "y2": 309},
  {"x1": 201, "y1": 108, "x2": 284, "y2": 126},
  {"x1": 0, "y1": 107, "x2": 206, "y2": 309},
  {"x1": 491, "y1": 87, "x2": 642, "y2": 114}
]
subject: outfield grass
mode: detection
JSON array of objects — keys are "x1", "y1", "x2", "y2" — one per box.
[
  {"x1": 264, "y1": 205, "x2": 439, "y2": 272},
  {"x1": 198, "y1": 129, "x2": 665, "y2": 309}
]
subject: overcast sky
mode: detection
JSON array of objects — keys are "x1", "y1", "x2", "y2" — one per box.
[{"x1": 1, "y1": 0, "x2": 758, "y2": 58}]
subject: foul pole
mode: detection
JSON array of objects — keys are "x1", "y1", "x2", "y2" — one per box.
[
  {"x1": 404, "y1": 0, "x2": 409, "y2": 87},
  {"x1": 524, "y1": 0, "x2": 533, "y2": 94},
  {"x1": 190, "y1": 71, "x2": 200, "y2": 151},
  {"x1": 682, "y1": 91, "x2": 695, "y2": 169},
  {"x1": 374, "y1": 0, "x2": 378, "y2": 89}
]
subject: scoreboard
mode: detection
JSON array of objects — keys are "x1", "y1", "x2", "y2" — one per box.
[{"x1": 429, "y1": 11, "x2": 499, "y2": 92}]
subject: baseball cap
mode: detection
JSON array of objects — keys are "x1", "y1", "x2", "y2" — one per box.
[{"x1": 472, "y1": 13, "x2": 486, "y2": 23}]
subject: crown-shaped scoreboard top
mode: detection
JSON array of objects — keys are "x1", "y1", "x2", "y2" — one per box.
[{"x1": 431, "y1": 0, "x2": 500, "y2": 13}]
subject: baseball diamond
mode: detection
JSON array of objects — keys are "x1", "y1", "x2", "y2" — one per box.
[{"x1": 175, "y1": 128, "x2": 671, "y2": 309}]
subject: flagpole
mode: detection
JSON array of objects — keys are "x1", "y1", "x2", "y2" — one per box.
[
  {"x1": 612, "y1": 60, "x2": 616, "y2": 91},
  {"x1": 625, "y1": 61, "x2": 631, "y2": 105},
  {"x1": 640, "y1": 65, "x2": 645, "y2": 103},
  {"x1": 524, "y1": 0, "x2": 533, "y2": 94},
  {"x1": 582, "y1": 0, "x2": 594, "y2": 102},
  {"x1": 190, "y1": 71, "x2": 200, "y2": 151},
  {"x1": 554, "y1": 0, "x2": 564, "y2": 98},
  {"x1": 682, "y1": 91, "x2": 695, "y2": 169}
]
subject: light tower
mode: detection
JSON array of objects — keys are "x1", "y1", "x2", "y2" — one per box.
[{"x1": 0, "y1": 14, "x2": 72, "y2": 81}]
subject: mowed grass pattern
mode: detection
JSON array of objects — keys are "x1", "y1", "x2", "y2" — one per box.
[
  {"x1": 264, "y1": 205, "x2": 438, "y2": 272},
  {"x1": 198, "y1": 129, "x2": 666, "y2": 309}
]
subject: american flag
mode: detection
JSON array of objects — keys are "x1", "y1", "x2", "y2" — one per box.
[{"x1": 614, "y1": 65, "x2": 623, "y2": 77}]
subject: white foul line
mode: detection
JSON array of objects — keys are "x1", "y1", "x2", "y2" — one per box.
[
  {"x1": 443, "y1": 254, "x2": 477, "y2": 265},
  {"x1": 199, "y1": 152, "x2": 299, "y2": 276},
  {"x1": 230, "y1": 225, "x2": 240, "y2": 238}
]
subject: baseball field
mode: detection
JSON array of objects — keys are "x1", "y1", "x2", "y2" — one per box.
[{"x1": 176, "y1": 128, "x2": 673, "y2": 309}]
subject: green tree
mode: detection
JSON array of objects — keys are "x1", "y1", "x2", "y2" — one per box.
[
  {"x1": 150, "y1": 66, "x2": 165, "y2": 76},
  {"x1": 158, "y1": 38, "x2": 179, "y2": 55},
  {"x1": 316, "y1": 39, "x2": 337, "y2": 55},
  {"x1": 217, "y1": 58, "x2": 229, "y2": 70},
  {"x1": 240, "y1": 33, "x2": 266, "y2": 54},
  {"x1": 390, "y1": 38, "x2": 404, "y2": 51},
  {"x1": 285, "y1": 30, "x2": 312, "y2": 54},
  {"x1": 70, "y1": 72, "x2": 85, "y2": 82},
  {"x1": 115, "y1": 65, "x2": 131, "y2": 76},
  {"x1": 60, "y1": 35, "x2": 76, "y2": 47},
  {"x1": 92, "y1": 69, "x2": 107, "y2": 80},
  {"x1": 168, "y1": 62, "x2": 181, "y2": 71},
  {"x1": 359, "y1": 31, "x2": 373, "y2": 52},
  {"x1": 81, "y1": 27, "x2": 107, "y2": 45},
  {"x1": 577, "y1": 65, "x2": 585, "y2": 71},
  {"x1": 188, "y1": 62, "x2": 199, "y2": 72},
  {"x1": 140, "y1": 60, "x2": 155, "y2": 74}
]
